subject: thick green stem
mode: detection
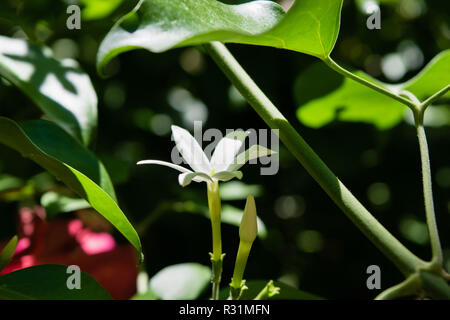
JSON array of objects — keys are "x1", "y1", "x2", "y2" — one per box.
[
  {"x1": 203, "y1": 41, "x2": 426, "y2": 276},
  {"x1": 207, "y1": 180, "x2": 223, "y2": 299},
  {"x1": 414, "y1": 110, "x2": 443, "y2": 266},
  {"x1": 323, "y1": 57, "x2": 417, "y2": 110},
  {"x1": 375, "y1": 274, "x2": 420, "y2": 300}
]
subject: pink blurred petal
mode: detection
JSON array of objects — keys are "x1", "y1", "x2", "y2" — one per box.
[
  {"x1": 14, "y1": 238, "x2": 31, "y2": 255},
  {"x1": 77, "y1": 231, "x2": 116, "y2": 255},
  {"x1": 68, "y1": 219, "x2": 83, "y2": 236}
]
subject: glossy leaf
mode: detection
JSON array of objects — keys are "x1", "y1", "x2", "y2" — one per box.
[
  {"x1": 149, "y1": 263, "x2": 211, "y2": 300},
  {"x1": 0, "y1": 236, "x2": 18, "y2": 272},
  {"x1": 219, "y1": 280, "x2": 323, "y2": 300},
  {"x1": 0, "y1": 264, "x2": 112, "y2": 299},
  {"x1": 97, "y1": 0, "x2": 344, "y2": 72},
  {"x1": 0, "y1": 117, "x2": 142, "y2": 255},
  {"x1": 296, "y1": 50, "x2": 450, "y2": 129},
  {"x1": 0, "y1": 35, "x2": 97, "y2": 146}
]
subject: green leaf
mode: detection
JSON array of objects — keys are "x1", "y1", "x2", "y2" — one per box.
[
  {"x1": 0, "y1": 264, "x2": 112, "y2": 300},
  {"x1": 40, "y1": 191, "x2": 91, "y2": 218},
  {"x1": 219, "y1": 280, "x2": 323, "y2": 300},
  {"x1": 81, "y1": 0, "x2": 124, "y2": 20},
  {"x1": 0, "y1": 117, "x2": 142, "y2": 255},
  {"x1": 149, "y1": 263, "x2": 211, "y2": 300},
  {"x1": 0, "y1": 174, "x2": 24, "y2": 193},
  {"x1": 0, "y1": 236, "x2": 18, "y2": 272},
  {"x1": 0, "y1": 35, "x2": 97, "y2": 146},
  {"x1": 219, "y1": 181, "x2": 263, "y2": 201},
  {"x1": 296, "y1": 50, "x2": 450, "y2": 129},
  {"x1": 97, "y1": 0, "x2": 344, "y2": 72}
]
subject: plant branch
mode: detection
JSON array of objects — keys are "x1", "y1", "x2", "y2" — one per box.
[
  {"x1": 414, "y1": 110, "x2": 443, "y2": 266},
  {"x1": 203, "y1": 41, "x2": 426, "y2": 276},
  {"x1": 420, "y1": 85, "x2": 450, "y2": 111},
  {"x1": 324, "y1": 56, "x2": 418, "y2": 110},
  {"x1": 375, "y1": 274, "x2": 420, "y2": 300}
]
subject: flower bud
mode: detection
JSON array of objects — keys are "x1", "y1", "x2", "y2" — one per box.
[{"x1": 239, "y1": 195, "x2": 258, "y2": 243}]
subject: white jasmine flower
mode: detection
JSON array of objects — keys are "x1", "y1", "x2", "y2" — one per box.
[{"x1": 137, "y1": 125, "x2": 275, "y2": 187}]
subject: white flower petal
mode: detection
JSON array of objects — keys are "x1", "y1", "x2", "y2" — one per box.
[
  {"x1": 212, "y1": 170, "x2": 243, "y2": 182},
  {"x1": 210, "y1": 130, "x2": 249, "y2": 172},
  {"x1": 227, "y1": 145, "x2": 277, "y2": 171},
  {"x1": 171, "y1": 125, "x2": 211, "y2": 174},
  {"x1": 137, "y1": 159, "x2": 192, "y2": 174},
  {"x1": 178, "y1": 172, "x2": 212, "y2": 187}
]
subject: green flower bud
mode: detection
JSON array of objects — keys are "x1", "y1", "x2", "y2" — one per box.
[{"x1": 239, "y1": 195, "x2": 258, "y2": 243}]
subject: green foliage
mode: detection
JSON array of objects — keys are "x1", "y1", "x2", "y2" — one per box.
[
  {"x1": 296, "y1": 50, "x2": 450, "y2": 129},
  {"x1": 219, "y1": 280, "x2": 323, "y2": 300},
  {"x1": 97, "y1": 0, "x2": 343, "y2": 72},
  {"x1": 148, "y1": 263, "x2": 211, "y2": 300},
  {"x1": 40, "y1": 191, "x2": 91, "y2": 218},
  {"x1": 0, "y1": 35, "x2": 97, "y2": 146},
  {"x1": 0, "y1": 265, "x2": 112, "y2": 300},
  {"x1": 0, "y1": 117, "x2": 142, "y2": 255},
  {"x1": 0, "y1": 235, "x2": 17, "y2": 272}
]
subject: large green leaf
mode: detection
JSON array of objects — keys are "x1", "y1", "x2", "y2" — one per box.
[
  {"x1": 0, "y1": 264, "x2": 112, "y2": 299},
  {"x1": 0, "y1": 117, "x2": 142, "y2": 255},
  {"x1": 0, "y1": 35, "x2": 97, "y2": 146},
  {"x1": 149, "y1": 263, "x2": 211, "y2": 300},
  {"x1": 97, "y1": 0, "x2": 343, "y2": 72},
  {"x1": 0, "y1": 236, "x2": 18, "y2": 272},
  {"x1": 296, "y1": 50, "x2": 450, "y2": 129}
]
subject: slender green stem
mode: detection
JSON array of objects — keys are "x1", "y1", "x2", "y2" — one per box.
[
  {"x1": 254, "y1": 280, "x2": 280, "y2": 300},
  {"x1": 207, "y1": 180, "x2": 223, "y2": 300},
  {"x1": 421, "y1": 85, "x2": 450, "y2": 111},
  {"x1": 323, "y1": 56, "x2": 417, "y2": 110},
  {"x1": 375, "y1": 274, "x2": 420, "y2": 300},
  {"x1": 414, "y1": 110, "x2": 443, "y2": 266},
  {"x1": 203, "y1": 41, "x2": 426, "y2": 276}
]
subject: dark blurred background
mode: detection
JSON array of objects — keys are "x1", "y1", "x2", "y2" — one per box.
[{"x1": 0, "y1": 0, "x2": 449, "y2": 299}]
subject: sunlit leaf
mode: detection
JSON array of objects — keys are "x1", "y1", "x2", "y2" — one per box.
[
  {"x1": 0, "y1": 236, "x2": 18, "y2": 272},
  {"x1": 219, "y1": 181, "x2": 263, "y2": 201},
  {"x1": 0, "y1": 117, "x2": 142, "y2": 256},
  {"x1": 296, "y1": 50, "x2": 450, "y2": 129},
  {"x1": 0, "y1": 35, "x2": 97, "y2": 146},
  {"x1": 0, "y1": 264, "x2": 112, "y2": 300},
  {"x1": 81, "y1": 0, "x2": 124, "y2": 20},
  {"x1": 97, "y1": 0, "x2": 344, "y2": 72},
  {"x1": 149, "y1": 263, "x2": 211, "y2": 300}
]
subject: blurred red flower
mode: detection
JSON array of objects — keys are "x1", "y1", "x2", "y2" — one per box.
[{"x1": 0, "y1": 206, "x2": 138, "y2": 300}]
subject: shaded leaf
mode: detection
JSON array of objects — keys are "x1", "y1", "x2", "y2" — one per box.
[
  {"x1": 97, "y1": 0, "x2": 344, "y2": 72},
  {"x1": 0, "y1": 174, "x2": 24, "y2": 193},
  {"x1": 296, "y1": 50, "x2": 450, "y2": 129},
  {"x1": 0, "y1": 35, "x2": 97, "y2": 146},
  {"x1": 149, "y1": 263, "x2": 211, "y2": 300},
  {"x1": 40, "y1": 191, "x2": 91, "y2": 218},
  {"x1": 0, "y1": 236, "x2": 18, "y2": 272},
  {"x1": 0, "y1": 264, "x2": 112, "y2": 300},
  {"x1": 0, "y1": 117, "x2": 142, "y2": 255}
]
